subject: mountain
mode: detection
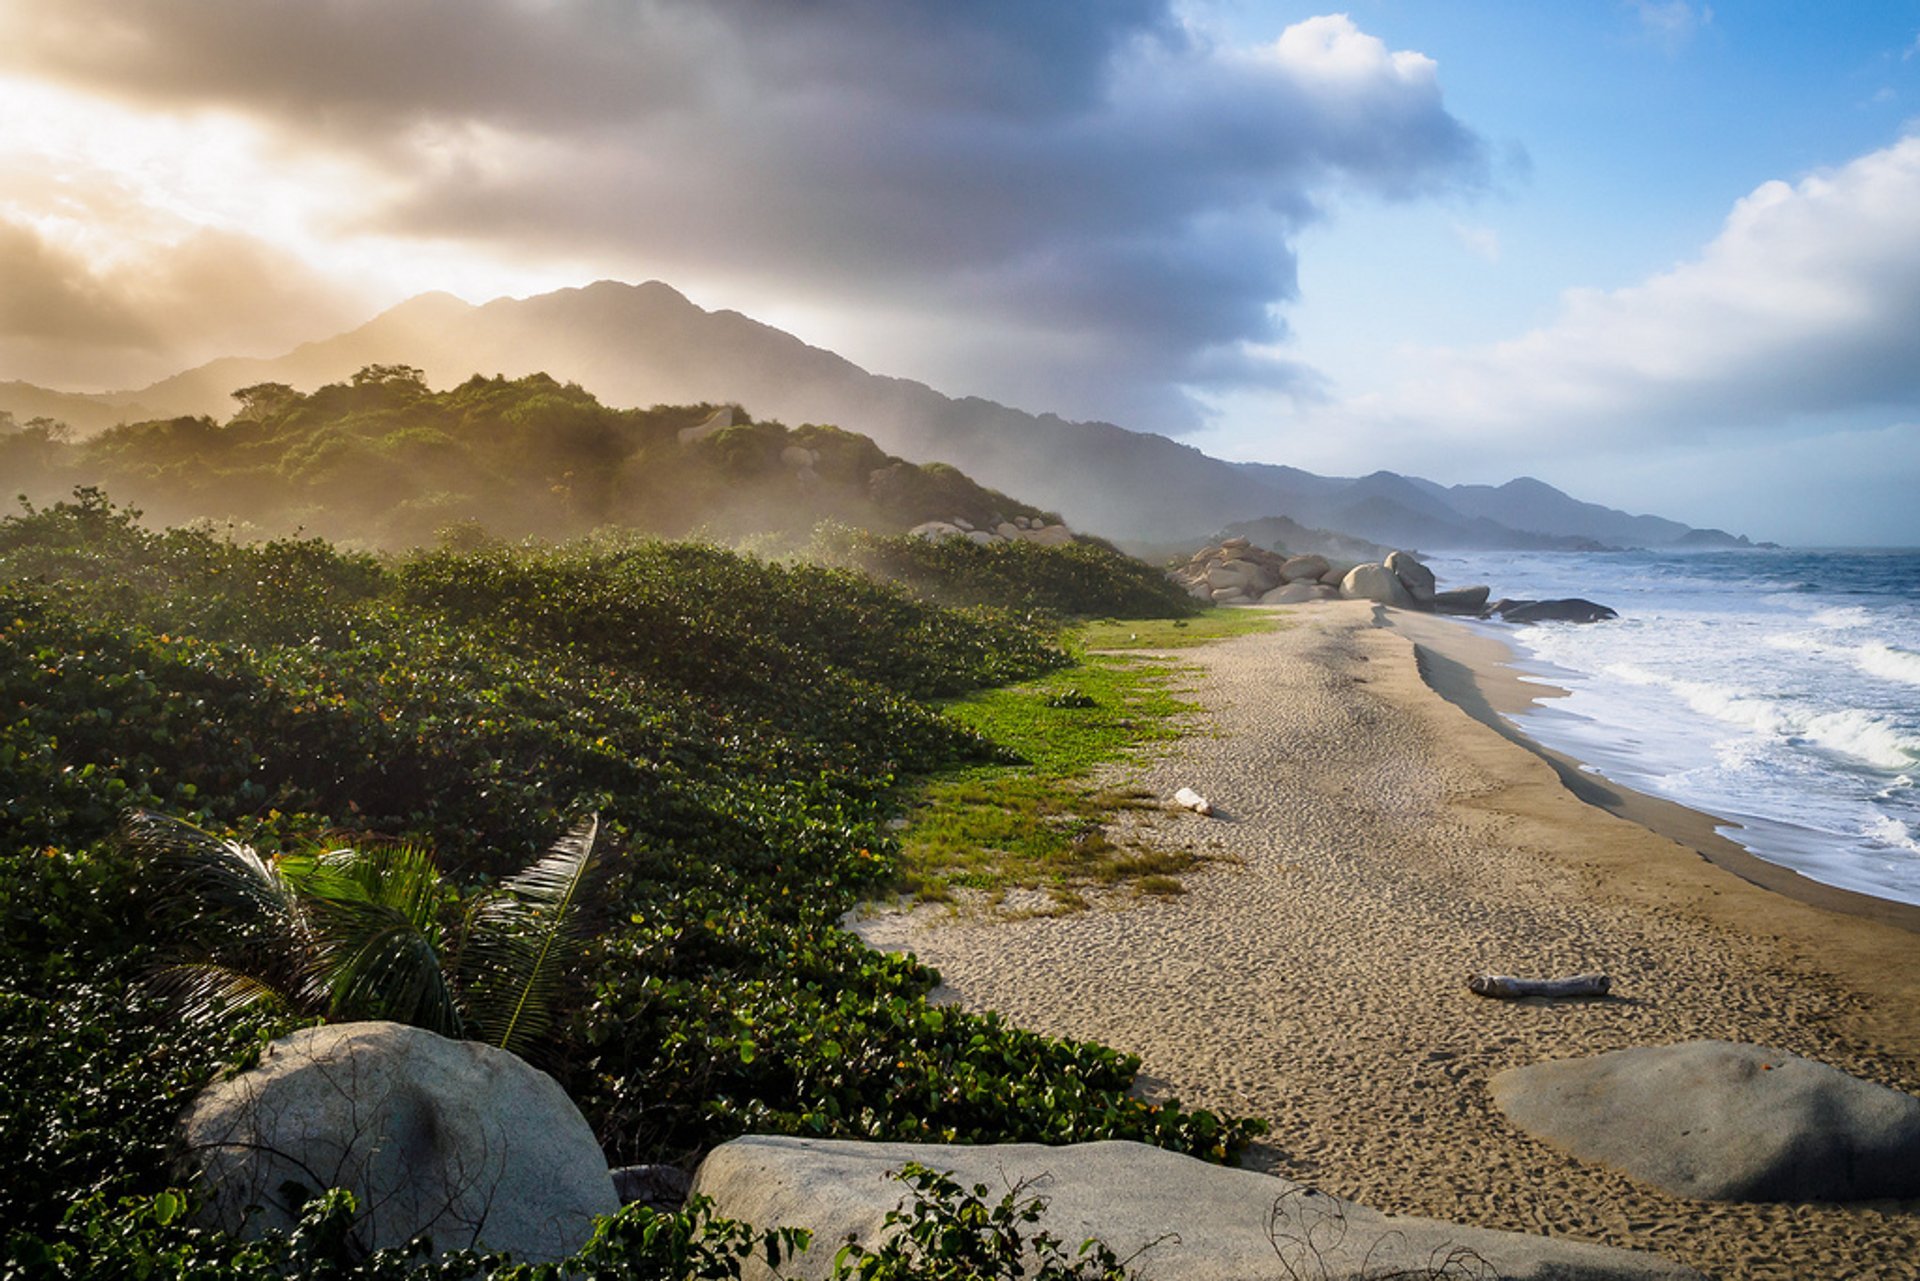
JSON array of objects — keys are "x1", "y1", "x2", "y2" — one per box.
[{"x1": 0, "y1": 279, "x2": 1739, "y2": 549}]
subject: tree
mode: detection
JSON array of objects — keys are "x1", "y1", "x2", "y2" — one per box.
[
  {"x1": 230, "y1": 382, "x2": 299, "y2": 421},
  {"x1": 128, "y1": 811, "x2": 603, "y2": 1058}
]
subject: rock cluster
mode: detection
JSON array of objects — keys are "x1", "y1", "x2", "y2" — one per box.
[
  {"x1": 1172, "y1": 539, "x2": 1492, "y2": 614},
  {"x1": 1171, "y1": 538, "x2": 1616, "y2": 623},
  {"x1": 1169, "y1": 538, "x2": 1346, "y2": 606},
  {"x1": 908, "y1": 514, "x2": 1075, "y2": 546}
]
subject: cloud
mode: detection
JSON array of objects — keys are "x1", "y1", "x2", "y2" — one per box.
[
  {"x1": 1387, "y1": 135, "x2": 1920, "y2": 448},
  {"x1": 0, "y1": 2, "x2": 1487, "y2": 427},
  {"x1": 1629, "y1": 1, "x2": 1713, "y2": 52},
  {"x1": 0, "y1": 214, "x2": 362, "y2": 389},
  {"x1": 1450, "y1": 222, "x2": 1502, "y2": 263}
]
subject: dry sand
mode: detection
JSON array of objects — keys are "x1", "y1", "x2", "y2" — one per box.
[{"x1": 854, "y1": 602, "x2": 1920, "y2": 1280}]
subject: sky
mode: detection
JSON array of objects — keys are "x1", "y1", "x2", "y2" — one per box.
[{"x1": 1, "y1": 2, "x2": 1918, "y2": 544}]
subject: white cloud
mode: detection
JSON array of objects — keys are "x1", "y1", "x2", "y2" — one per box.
[
  {"x1": 1450, "y1": 222, "x2": 1501, "y2": 263},
  {"x1": 1386, "y1": 135, "x2": 1920, "y2": 446},
  {"x1": 1630, "y1": 1, "x2": 1713, "y2": 52}
]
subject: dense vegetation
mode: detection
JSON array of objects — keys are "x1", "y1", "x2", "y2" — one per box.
[
  {"x1": 1, "y1": 491, "x2": 1255, "y2": 1276},
  {"x1": 0, "y1": 368, "x2": 1064, "y2": 548}
]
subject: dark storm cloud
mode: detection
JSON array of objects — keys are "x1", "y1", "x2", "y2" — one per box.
[{"x1": 1, "y1": 2, "x2": 1488, "y2": 427}]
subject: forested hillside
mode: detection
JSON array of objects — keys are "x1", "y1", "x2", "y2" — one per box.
[{"x1": 0, "y1": 365, "x2": 1061, "y2": 550}]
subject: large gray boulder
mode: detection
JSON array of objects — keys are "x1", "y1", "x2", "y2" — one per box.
[
  {"x1": 692, "y1": 1136, "x2": 1703, "y2": 1280},
  {"x1": 1492, "y1": 1040, "x2": 1920, "y2": 1202},
  {"x1": 1260, "y1": 582, "x2": 1337, "y2": 605},
  {"x1": 1279, "y1": 554, "x2": 1331, "y2": 584},
  {"x1": 1384, "y1": 551, "x2": 1437, "y2": 603},
  {"x1": 1339, "y1": 563, "x2": 1416, "y2": 608},
  {"x1": 1495, "y1": 598, "x2": 1619, "y2": 624},
  {"x1": 1432, "y1": 585, "x2": 1492, "y2": 615},
  {"x1": 181, "y1": 1022, "x2": 617, "y2": 1262}
]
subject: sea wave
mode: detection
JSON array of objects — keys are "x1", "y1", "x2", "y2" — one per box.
[
  {"x1": 1857, "y1": 642, "x2": 1920, "y2": 687},
  {"x1": 1811, "y1": 606, "x2": 1874, "y2": 629},
  {"x1": 1865, "y1": 814, "x2": 1920, "y2": 854},
  {"x1": 1601, "y1": 663, "x2": 1920, "y2": 770}
]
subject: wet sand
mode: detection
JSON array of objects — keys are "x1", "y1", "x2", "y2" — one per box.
[{"x1": 855, "y1": 602, "x2": 1920, "y2": 1280}]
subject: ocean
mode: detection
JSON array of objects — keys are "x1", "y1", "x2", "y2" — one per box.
[{"x1": 1424, "y1": 548, "x2": 1920, "y2": 908}]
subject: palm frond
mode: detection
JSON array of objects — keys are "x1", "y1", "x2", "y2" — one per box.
[
  {"x1": 146, "y1": 961, "x2": 296, "y2": 1026},
  {"x1": 121, "y1": 809, "x2": 307, "y2": 947},
  {"x1": 305, "y1": 895, "x2": 464, "y2": 1037},
  {"x1": 460, "y1": 815, "x2": 601, "y2": 1056}
]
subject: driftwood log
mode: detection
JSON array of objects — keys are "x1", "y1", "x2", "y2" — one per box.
[{"x1": 1469, "y1": 973, "x2": 1611, "y2": 1000}]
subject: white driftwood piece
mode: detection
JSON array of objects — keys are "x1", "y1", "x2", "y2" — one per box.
[
  {"x1": 1469, "y1": 973, "x2": 1611, "y2": 1000},
  {"x1": 1172, "y1": 786, "x2": 1213, "y2": 816}
]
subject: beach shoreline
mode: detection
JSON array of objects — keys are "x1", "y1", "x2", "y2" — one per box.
[
  {"x1": 855, "y1": 601, "x2": 1920, "y2": 1279},
  {"x1": 1382, "y1": 608, "x2": 1920, "y2": 936}
]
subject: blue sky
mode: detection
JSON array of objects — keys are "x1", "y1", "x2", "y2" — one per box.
[
  {"x1": 1, "y1": 1, "x2": 1917, "y2": 543},
  {"x1": 1266, "y1": 1, "x2": 1920, "y2": 378}
]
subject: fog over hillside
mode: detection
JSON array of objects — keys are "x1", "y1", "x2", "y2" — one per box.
[{"x1": 1, "y1": 281, "x2": 1746, "y2": 551}]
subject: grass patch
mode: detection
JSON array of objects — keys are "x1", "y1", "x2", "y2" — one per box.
[
  {"x1": 1078, "y1": 609, "x2": 1279, "y2": 651},
  {"x1": 897, "y1": 613, "x2": 1281, "y2": 904}
]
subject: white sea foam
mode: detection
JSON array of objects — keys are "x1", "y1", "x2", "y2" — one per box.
[
  {"x1": 1856, "y1": 642, "x2": 1920, "y2": 686},
  {"x1": 1597, "y1": 663, "x2": 1918, "y2": 769},
  {"x1": 1865, "y1": 814, "x2": 1920, "y2": 854},
  {"x1": 1811, "y1": 606, "x2": 1874, "y2": 629},
  {"x1": 1448, "y1": 549, "x2": 1920, "y2": 905}
]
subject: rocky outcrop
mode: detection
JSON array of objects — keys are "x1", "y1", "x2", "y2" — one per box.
[
  {"x1": 1338, "y1": 563, "x2": 1416, "y2": 608},
  {"x1": 691, "y1": 1136, "x2": 1704, "y2": 1280},
  {"x1": 1279, "y1": 553, "x2": 1330, "y2": 584},
  {"x1": 907, "y1": 515, "x2": 1075, "y2": 547},
  {"x1": 1167, "y1": 539, "x2": 1298, "y2": 605},
  {"x1": 1431, "y1": 585, "x2": 1492, "y2": 614},
  {"x1": 1493, "y1": 1041, "x2": 1920, "y2": 1203},
  {"x1": 1261, "y1": 582, "x2": 1337, "y2": 604},
  {"x1": 676, "y1": 405, "x2": 734, "y2": 445},
  {"x1": 180, "y1": 1022, "x2": 617, "y2": 1262},
  {"x1": 1168, "y1": 541, "x2": 1614, "y2": 625},
  {"x1": 1384, "y1": 550, "x2": 1436, "y2": 603},
  {"x1": 1493, "y1": 598, "x2": 1620, "y2": 624}
]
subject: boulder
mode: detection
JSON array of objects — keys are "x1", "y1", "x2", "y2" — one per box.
[
  {"x1": 780, "y1": 445, "x2": 819, "y2": 469},
  {"x1": 1210, "y1": 587, "x2": 1252, "y2": 605},
  {"x1": 1339, "y1": 563, "x2": 1416, "y2": 608},
  {"x1": 691, "y1": 1137, "x2": 1704, "y2": 1281},
  {"x1": 1384, "y1": 550, "x2": 1437, "y2": 603},
  {"x1": 181, "y1": 1022, "x2": 617, "y2": 1262},
  {"x1": 1260, "y1": 582, "x2": 1334, "y2": 605},
  {"x1": 1492, "y1": 1041, "x2": 1920, "y2": 1202},
  {"x1": 995, "y1": 521, "x2": 1020, "y2": 537},
  {"x1": 965, "y1": 530, "x2": 997, "y2": 545},
  {"x1": 612, "y1": 1163, "x2": 694, "y2": 1210},
  {"x1": 1206, "y1": 560, "x2": 1275, "y2": 595},
  {"x1": 1279, "y1": 554, "x2": 1330, "y2": 584},
  {"x1": 1498, "y1": 598, "x2": 1618, "y2": 624},
  {"x1": 1431, "y1": 585, "x2": 1492, "y2": 615},
  {"x1": 1024, "y1": 524, "x2": 1075, "y2": 547},
  {"x1": 676, "y1": 406, "x2": 733, "y2": 445},
  {"x1": 907, "y1": 521, "x2": 963, "y2": 540},
  {"x1": 1220, "y1": 536, "x2": 1251, "y2": 550}
]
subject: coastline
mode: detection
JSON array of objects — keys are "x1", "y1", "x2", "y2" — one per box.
[
  {"x1": 1382, "y1": 609, "x2": 1920, "y2": 937},
  {"x1": 855, "y1": 601, "x2": 1920, "y2": 1279}
]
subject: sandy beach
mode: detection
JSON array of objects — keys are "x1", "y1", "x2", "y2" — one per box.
[{"x1": 856, "y1": 602, "x2": 1920, "y2": 1280}]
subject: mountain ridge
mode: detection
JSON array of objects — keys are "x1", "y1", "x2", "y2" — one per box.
[{"x1": 0, "y1": 279, "x2": 1743, "y2": 549}]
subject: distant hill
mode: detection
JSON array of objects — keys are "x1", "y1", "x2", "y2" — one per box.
[
  {"x1": 0, "y1": 369, "x2": 1070, "y2": 550},
  {"x1": 0, "y1": 279, "x2": 1740, "y2": 549}
]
